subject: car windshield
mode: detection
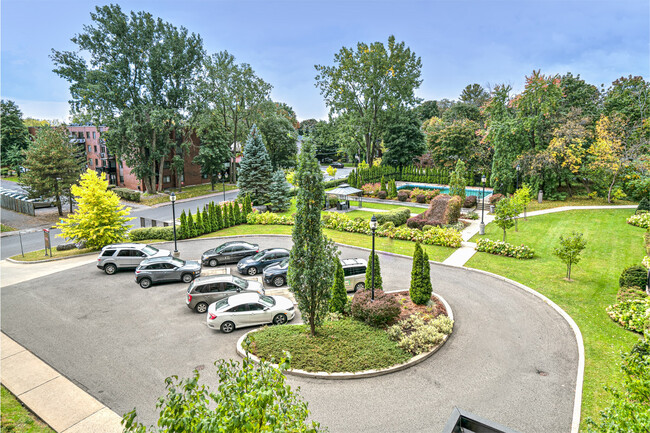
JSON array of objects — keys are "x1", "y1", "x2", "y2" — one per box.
[
  {"x1": 279, "y1": 258, "x2": 289, "y2": 268},
  {"x1": 259, "y1": 295, "x2": 275, "y2": 307},
  {"x1": 142, "y1": 245, "x2": 159, "y2": 256},
  {"x1": 232, "y1": 276, "x2": 249, "y2": 288},
  {"x1": 252, "y1": 251, "x2": 265, "y2": 260},
  {"x1": 214, "y1": 244, "x2": 226, "y2": 253},
  {"x1": 214, "y1": 298, "x2": 229, "y2": 310},
  {"x1": 171, "y1": 258, "x2": 185, "y2": 267}
]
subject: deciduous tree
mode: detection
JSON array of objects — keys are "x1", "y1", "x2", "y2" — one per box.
[
  {"x1": 1, "y1": 100, "x2": 30, "y2": 173},
  {"x1": 193, "y1": 115, "x2": 230, "y2": 191},
  {"x1": 382, "y1": 108, "x2": 425, "y2": 168},
  {"x1": 553, "y1": 232, "x2": 587, "y2": 281},
  {"x1": 259, "y1": 115, "x2": 298, "y2": 169},
  {"x1": 493, "y1": 197, "x2": 519, "y2": 242}
]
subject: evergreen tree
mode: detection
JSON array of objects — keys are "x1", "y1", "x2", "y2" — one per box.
[
  {"x1": 229, "y1": 202, "x2": 236, "y2": 226},
  {"x1": 391, "y1": 179, "x2": 398, "y2": 198},
  {"x1": 222, "y1": 203, "x2": 231, "y2": 228},
  {"x1": 179, "y1": 210, "x2": 188, "y2": 239},
  {"x1": 207, "y1": 203, "x2": 216, "y2": 232},
  {"x1": 421, "y1": 251, "x2": 432, "y2": 303},
  {"x1": 286, "y1": 138, "x2": 338, "y2": 336},
  {"x1": 364, "y1": 251, "x2": 383, "y2": 291},
  {"x1": 1, "y1": 100, "x2": 30, "y2": 174},
  {"x1": 380, "y1": 175, "x2": 387, "y2": 192},
  {"x1": 202, "y1": 207, "x2": 211, "y2": 233},
  {"x1": 56, "y1": 169, "x2": 131, "y2": 249},
  {"x1": 195, "y1": 207, "x2": 205, "y2": 235},
  {"x1": 187, "y1": 209, "x2": 196, "y2": 238},
  {"x1": 244, "y1": 194, "x2": 253, "y2": 214},
  {"x1": 215, "y1": 203, "x2": 223, "y2": 230},
  {"x1": 268, "y1": 170, "x2": 292, "y2": 212},
  {"x1": 233, "y1": 202, "x2": 242, "y2": 225},
  {"x1": 410, "y1": 243, "x2": 426, "y2": 304},
  {"x1": 330, "y1": 259, "x2": 347, "y2": 314},
  {"x1": 237, "y1": 125, "x2": 273, "y2": 205}
]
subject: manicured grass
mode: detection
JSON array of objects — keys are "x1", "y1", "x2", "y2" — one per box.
[
  {"x1": 1, "y1": 223, "x2": 16, "y2": 232},
  {"x1": 2, "y1": 176, "x2": 20, "y2": 182},
  {"x1": 1, "y1": 385, "x2": 55, "y2": 433},
  {"x1": 525, "y1": 196, "x2": 636, "y2": 212},
  {"x1": 249, "y1": 319, "x2": 410, "y2": 372},
  {"x1": 197, "y1": 224, "x2": 456, "y2": 263},
  {"x1": 348, "y1": 200, "x2": 426, "y2": 213},
  {"x1": 139, "y1": 183, "x2": 238, "y2": 205},
  {"x1": 9, "y1": 247, "x2": 97, "y2": 262},
  {"x1": 467, "y1": 208, "x2": 645, "y2": 426}
]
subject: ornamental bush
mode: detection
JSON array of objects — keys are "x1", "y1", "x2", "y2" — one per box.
[
  {"x1": 606, "y1": 298, "x2": 650, "y2": 334},
  {"x1": 617, "y1": 286, "x2": 647, "y2": 302},
  {"x1": 112, "y1": 187, "x2": 141, "y2": 202},
  {"x1": 129, "y1": 226, "x2": 175, "y2": 241},
  {"x1": 416, "y1": 194, "x2": 426, "y2": 204},
  {"x1": 351, "y1": 289, "x2": 400, "y2": 328},
  {"x1": 475, "y1": 238, "x2": 535, "y2": 259},
  {"x1": 361, "y1": 183, "x2": 381, "y2": 196},
  {"x1": 463, "y1": 195, "x2": 477, "y2": 208},
  {"x1": 246, "y1": 211, "x2": 294, "y2": 225},
  {"x1": 445, "y1": 196, "x2": 462, "y2": 224},
  {"x1": 397, "y1": 191, "x2": 409, "y2": 202},
  {"x1": 375, "y1": 207, "x2": 411, "y2": 227},
  {"x1": 489, "y1": 193, "x2": 504, "y2": 204},
  {"x1": 620, "y1": 265, "x2": 648, "y2": 288},
  {"x1": 377, "y1": 190, "x2": 388, "y2": 199},
  {"x1": 387, "y1": 313, "x2": 454, "y2": 355},
  {"x1": 638, "y1": 197, "x2": 650, "y2": 213},
  {"x1": 627, "y1": 212, "x2": 650, "y2": 229}
]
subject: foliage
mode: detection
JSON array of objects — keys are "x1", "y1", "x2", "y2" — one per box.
[
  {"x1": 1, "y1": 100, "x2": 30, "y2": 171},
  {"x1": 382, "y1": 108, "x2": 425, "y2": 168},
  {"x1": 330, "y1": 259, "x2": 347, "y2": 314},
  {"x1": 193, "y1": 115, "x2": 230, "y2": 191},
  {"x1": 412, "y1": 100, "x2": 439, "y2": 122},
  {"x1": 448, "y1": 159, "x2": 467, "y2": 200},
  {"x1": 237, "y1": 125, "x2": 274, "y2": 205},
  {"x1": 512, "y1": 183, "x2": 533, "y2": 216},
  {"x1": 493, "y1": 197, "x2": 519, "y2": 242},
  {"x1": 489, "y1": 193, "x2": 504, "y2": 204},
  {"x1": 56, "y1": 170, "x2": 131, "y2": 249},
  {"x1": 122, "y1": 350, "x2": 323, "y2": 432},
  {"x1": 616, "y1": 286, "x2": 647, "y2": 303},
  {"x1": 287, "y1": 138, "x2": 338, "y2": 336},
  {"x1": 259, "y1": 115, "x2": 298, "y2": 169},
  {"x1": 375, "y1": 207, "x2": 411, "y2": 227},
  {"x1": 459, "y1": 83, "x2": 490, "y2": 108},
  {"x1": 267, "y1": 170, "x2": 291, "y2": 212},
  {"x1": 326, "y1": 165, "x2": 337, "y2": 177},
  {"x1": 397, "y1": 191, "x2": 409, "y2": 201},
  {"x1": 605, "y1": 299, "x2": 650, "y2": 334},
  {"x1": 475, "y1": 238, "x2": 535, "y2": 259},
  {"x1": 554, "y1": 231, "x2": 588, "y2": 280},
  {"x1": 246, "y1": 211, "x2": 294, "y2": 225},
  {"x1": 445, "y1": 196, "x2": 462, "y2": 225},
  {"x1": 52, "y1": 4, "x2": 203, "y2": 193},
  {"x1": 351, "y1": 289, "x2": 401, "y2": 328},
  {"x1": 409, "y1": 243, "x2": 426, "y2": 304},
  {"x1": 387, "y1": 313, "x2": 454, "y2": 355},
  {"x1": 315, "y1": 35, "x2": 422, "y2": 165},
  {"x1": 423, "y1": 117, "x2": 487, "y2": 171},
  {"x1": 365, "y1": 252, "x2": 383, "y2": 291},
  {"x1": 627, "y1": 213, "x2": 650, "y2": 229},
  {"x1": 129, "y1": 226, "x2": 175, "y2": 241},
  {"x1": 619, "y1": 265, "x2": 649, "y2": 289},
  {"x1": 112, "y1": 188, "x2": 141, "y2": 202}
]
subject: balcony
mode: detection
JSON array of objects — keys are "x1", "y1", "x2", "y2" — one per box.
[{"x1": 70, "y1": 138, "x2": 86, "y2": 144}]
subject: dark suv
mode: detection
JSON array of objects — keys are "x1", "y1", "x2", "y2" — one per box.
[
  {"x1": 186, "y1": 275, "x2": 264, "y2": 313},
  {"x1": 237, "y1": 248, "x2": 290, "y2": 276},
  {"x1": 201, "y1": 241, "x2": 259, "y2": 267}
]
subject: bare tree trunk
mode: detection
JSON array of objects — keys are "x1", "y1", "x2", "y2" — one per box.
[{"x1": 607, "y1": 173, "x2": 618, "y2": 203}]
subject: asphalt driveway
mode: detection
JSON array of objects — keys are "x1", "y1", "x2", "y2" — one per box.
[{"x1": 1, "y1": 235, "x2": 578, "y2": 432}]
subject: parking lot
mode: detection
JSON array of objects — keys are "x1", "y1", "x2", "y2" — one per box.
[{"x1": 1, "y1": 235, "x2": 579, "y2": 432}]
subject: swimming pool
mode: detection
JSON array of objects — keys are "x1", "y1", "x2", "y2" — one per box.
[{"x1": 397, "y1": 184, "x2": 493, "y2": 199}]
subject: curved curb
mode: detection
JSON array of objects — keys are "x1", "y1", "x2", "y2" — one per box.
[
  {"x1": 5, "y1": 251, "x2": 98, "y2": 264},
  {"x1": 236, "y1": 290, "x2": 453, "y2": 380}
]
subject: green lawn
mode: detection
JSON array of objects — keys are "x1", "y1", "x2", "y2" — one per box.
[
  {"x1": 139, "y1": 183, "x2": 237, "y2": 205},
  {"x1": 526, "y1": 196, "x2": 636, "y2": 212},
  {"x1": 1, "y1": 176, "x2": 20, "y2": 182},
  {"x1": 467, "y1": 208, "x2": 645, "y2": 426},
  {"x1": 1, "y1": 224, "x2": 16, "y2": 232},
  {"x1": 10, "y1": 247, "x2": 97, "y2": 261},
  {"x1": 1, "y1": 385, "x2": 54, "y2": 433},
  {"x1": 348, "y1": 200, "x2": 426, "y2": 213}
]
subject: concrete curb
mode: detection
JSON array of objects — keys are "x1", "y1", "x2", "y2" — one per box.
[
  {"x1": 235, "y1": 290, "x2": 454, "y2": 380},
  {"x1": 5, "y1": 251, "x2": 98, "y2": 264}
]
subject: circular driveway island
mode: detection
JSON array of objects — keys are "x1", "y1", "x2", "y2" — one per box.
[{"x1": 0, "y1": 235, "x2": 578, "y2": 432}]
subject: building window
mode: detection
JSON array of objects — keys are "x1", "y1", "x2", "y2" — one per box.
[
  {"x1": 95, "y1": 159, "x2": 98, "y2": 166},
  {"x1": 86, "y1": 132, "x2": 90, "y2": 138},
  {"x1": 119, "y1": 175, "x2": 124, "y2": 184},
  {"x1": 163, "y1": 175, "x2": 171, "y2": 183},
  {"x1": 202, "y1": 173, "x2": 208, "y2": 179},
  {"x1": 87, "y1": 145, "x2": 91, "y2": 152},
  {"x1": 163, "y1": 161, "x2": 170, "y2": 169},
  {"x1": 88, "y1": 159, "x2": 93, "y2": 166},
  {"x1": 120, "y1": 160, "x2": 124, "y2": 168},
  {"x1": 94, "y1": 145, "x2": 98, "y2": 152},
  {"x1": 92, "y1": 132, "x2": 96, "y2": 139}
]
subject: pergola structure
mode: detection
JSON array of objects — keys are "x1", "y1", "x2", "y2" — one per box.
[{"x1": 327, "y1": 183, "x2": 363, "y2": 210}]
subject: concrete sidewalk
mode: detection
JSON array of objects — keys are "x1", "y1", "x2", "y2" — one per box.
[{"x1": 1, "y1": 333, "x2": 123, "y2": 433}]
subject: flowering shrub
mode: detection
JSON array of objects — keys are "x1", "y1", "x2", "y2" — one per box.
[
  {"x1": 627, "y1": 212, "x2": 650, "y2": 229},
  {"x1": 246, "y1": 211, "x2": 294, "y2": 225},
  {"x1": 606, "y1": 298, "x2": 650, "y2": 334},
  {"x1": 351, "y1": 289, "x2": 401, "y2": 328},
  {"x1": 475, "y1": 238, "x2": 535, "y2": 259},
  {"x1": 387, "y1": 313, "x2": 454, "y2": 355},
  {"x1": 361, "y1": 183, "x2": 381, "y2": 196},
  {"x1": 643, "y1": 256, "x2": 650, "y2": 270}
]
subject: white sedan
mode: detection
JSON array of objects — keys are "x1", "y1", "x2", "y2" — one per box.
[{"x1": 206, "y1": 293, "x2": 295, "y2": 333}]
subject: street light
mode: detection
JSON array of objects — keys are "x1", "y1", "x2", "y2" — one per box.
[
  {"x1": 218, "y1": 172, "x2": 226, "y2": 202},
  {"x1": 170, "y1": 192, "x2": 179, "y2": 257},
  {"x1": 516, "y1": 164, "x2": 521, "y2": 191},
  {"x1": 479, "y1": 175, "x2": 486, "y2": 235},
  {"x1": 369, "y1": 215, "x2": 378, "y2": 301}
]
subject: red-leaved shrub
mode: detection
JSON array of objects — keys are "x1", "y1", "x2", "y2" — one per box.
[
  {"x1": 463, "y1": 195, "x2": 477, "y2": 208},
  {"x1": 377, "y1": 190, "x2": 388, "y2": 199},
  {"x1": 397, "y1": 191, "x2": 410, "y2": 202},
  {"x1": 351, "y1": 289, "x2": 401, "y2": 328},
  {"x1": 489, "y1": 193, "x2": 504, "y2": 204},
  {"x1": 416, "y1": 194, "x2": 426, "y2": 203}
]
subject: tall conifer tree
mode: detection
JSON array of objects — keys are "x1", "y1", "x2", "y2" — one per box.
[{"x1": 237, "y1": 125, "x2": 273, "y2": 205}]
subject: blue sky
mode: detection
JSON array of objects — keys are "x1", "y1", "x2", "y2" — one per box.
[{"x1": 1, "y1": 0, "x2": 648, "y2": 122}]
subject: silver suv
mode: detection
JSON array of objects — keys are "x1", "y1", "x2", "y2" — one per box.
[
  {"x1": 342, "y1": 258, "x2": 367, "y2": 292},
  {"x1": 97, "y1": 243, "x2": 172, "y2": 275},
  {"x1": 186, "y1": 275, "x2": 264, "y2": 314}
]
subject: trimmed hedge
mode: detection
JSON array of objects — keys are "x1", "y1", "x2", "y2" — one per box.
[
  {"x1": 351, "y1": 289, "x2": 401, "y2": 328},
  {"x1": 129, "y1": 226, "x2": 175, "y2": 241},
  {"x1": 475, "y1": 238, "x2": 535, "y2": 259},
  {"x1": 375, "y1": 207, "x2": 411, "y2": 227},
  {"x1": 113, "y1": 188, "x2": 141, "y2": 202},
  {"x1": 407, "y1": 194, "x2": 461, "y2": 229},
  {"x1": 445, "y1": 196, "x2": 462, "y2": 224},
  {"x1": 620, "y1": 265, "x2": 648, "y2": 288},
  {"x1": 397, "y1": 191, "x2": 409, "y2": 202}
]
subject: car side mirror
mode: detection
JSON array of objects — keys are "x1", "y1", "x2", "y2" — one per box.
[
  {"x1": 236, "y1": 288, "x2": 241, "y2": 292},
  {"x1": 264, "y1": 307, "x2": 270, "y2": 311}
]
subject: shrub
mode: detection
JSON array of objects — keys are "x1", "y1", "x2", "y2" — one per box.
[
  {"x1": 627, "y1": 213, "x2": 650, "y2": 229},
  {"x1": 381, "y1": 221, "x2": 395, "y2": 230},
  {"x1": 326, "y1": 194, "x2": 338, "y2": 208},
  {"x1": 620, "y1": 265, "x2": 648, "y2": 288},
  {"x1": 638, "y1": 197, "x2": 650, "y2": 213},
  {"x1": 422, "y1": 225, "x2": 433, "y2": 231},
  {"x1": 464, "y1": 211, "x2": 479, "y2": 220},
  {"x1": 361, "y1": 182, "x2": 381, "y2": 196},
  {"x1": 377, "y1": 190, "x2": 388, "y2": 199},
  {"x1": 406, "y1": 216, "x2": 427, "y2": 230},
  {"x1": 617, "y1": 286, "x2": 647, "y2": 302},
  {"x1": 387, "y1": 313, "x2": 454, "y2": 355},
  {"x1": 246, "y1": 211, "x2": 294, "y2": 225},
  {"x1": 113, "y1": 187, "x2": 141, "y2": 202},
  {"x1": 606, "y1": 298, "x2": 650, "y2": 333},
  {"x1": 489, "y1": 193, "x2": 504, "y2": 204},
  {"x1": 463, "y1": 195, "x2": 477, "y2": 208},
  {"x1": 444, "y1": 196, "x2": 462, "y2": 224},
  {"x1": 129, "y1": 226, "x2": 175, "y2": 241},
  {"x1": 416, "y1": 194, "x2": 426, "y2": 203},
  {"x1": 375, "y1": 207, "x2": 411, "y2": 227},
  {"x1": 406, "y1": 194, "x2": 452, "y2": 228},
  {"x1": 397, "y1": 191, "x2": 409, "y2": 202},
  {"x1": 351, "y1": 289, "x2": 400, "y2": 328},
  {"x1": 475, "y1": 238, "x2": 535, "y2": 259}
]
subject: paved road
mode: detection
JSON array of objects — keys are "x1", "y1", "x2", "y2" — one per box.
[{"x1": 1, "y1": 235, "x2": 578, "y2": 432}]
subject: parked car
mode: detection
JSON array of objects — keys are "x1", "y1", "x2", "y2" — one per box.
[
  {"x1": 237, "y1": 248, "x2": 290, "y2": 276},
  {"x1": 206, "y1": 293, "x2": 295, "y2": 333},
  {"x1": 97, "y1": 243, "x2": 172, "y2": 275},
  {"x1": 201, "y1": 241, "x2": 259, "y2": 267},
  {"x1": 135, "y1": 257, "x2": 202, "y2": 289},
  {"x1": 330, "y1": 161, "x2": 344, "y2": 169},
  {"x1": 263, "y1": 258, "x2": 289, "y2": 287},
  {"x1": 187, "y1": 275, "x2": 265, "y2": 313},
  {"x1": 321, "y1": 157, "x2": 333, "y2": 164},
  {"x1": 341, "y1": 258, "x2": 367, "y2": 292}
]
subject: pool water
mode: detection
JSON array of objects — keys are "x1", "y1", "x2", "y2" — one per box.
[{"x1": 397, "y1": 184, "x2": 492, "y2": 199}]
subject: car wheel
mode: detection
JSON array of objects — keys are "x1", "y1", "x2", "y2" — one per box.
[
  {"x1": 208, "y1": 258, "x2": 218, "y2": 267},
  {"x1": 181, "y1": 273, "x2": 194, "y2": 283},
  {"x1": 247, "y1": 267, "x2": 258, "y2": 276},
  {"x1": 354, "y1": 282, "x2": 365, "y2": 292},
  {"x1": 273, "y1": 276, "x2": 285, "y2": 287},
  {"x1": 104, "y1": 264, "x2": 117, "y2": 275},
  {"x1": 273, "y1": 313, "x2": 287, "y2": 325},
  {"x1": 139, "y1": 278, "x2": 152, "y2": 289},
  {"x1": 195, "y1": 302, "x2": 208, "y2": 314},
  {"x1": 220, "y1": 321, "x2": 235, "y2": 333}
]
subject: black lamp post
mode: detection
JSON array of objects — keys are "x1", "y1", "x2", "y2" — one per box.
[
  {"x1": 516, "y1": 164, "x2": 521, "y2": 191},
  {"x1": 480, "y1": 175, "x2": 486, "y2": 235},
  {"x1": 170, "y1": 192, "x2": 179, "y2": 256},
  {"x1": 369, "y1": 215, "x2": 378, "y2": 301},
  {"x1": 219, "y1": 172, "x2": 226, "y2": 202}
]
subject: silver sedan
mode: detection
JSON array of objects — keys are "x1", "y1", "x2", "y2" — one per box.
[{"x1": 206, "y1": 293, "x2": 295, "y2": 333}]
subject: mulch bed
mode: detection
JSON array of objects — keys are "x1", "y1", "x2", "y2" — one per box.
[{"x1": 388, "y1": 291, "x2": 447, "y2": 322}]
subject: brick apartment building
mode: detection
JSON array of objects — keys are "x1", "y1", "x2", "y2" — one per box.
[{"x1": 66, "y1": 125, "x2": 214, "y2": 191}]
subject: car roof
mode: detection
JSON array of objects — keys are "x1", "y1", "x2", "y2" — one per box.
[
  {"x1": 259, "y1": 248, "x2": 289, "y2": 254},
  {"x1": 220, "y1": 241, "x2": 256, "y2": 247},
  {"x1": 102, "y1": 243, "x2": 147, "y2": 250},
  {"x1": 140, "y1": 256, "x2": 176, "y2": 264},
  {"x1": 226, "y1": 293, "x2": 262, "y2": 306},
  {"x1": 192, "y1": 274, "x2": 237, "y2": 284},
  {"x1": 341, "y1": 258, "x2": 367, "y2": 267}
]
